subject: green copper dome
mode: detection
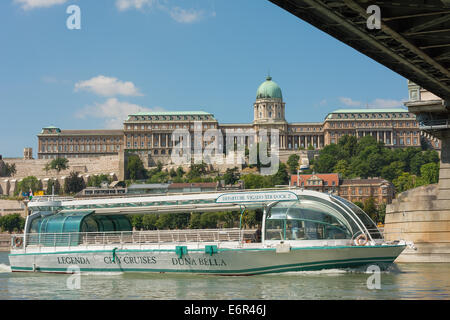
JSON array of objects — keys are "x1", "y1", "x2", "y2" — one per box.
[{"x1": 256, "y1": 76, "x2": 282, "y2": 100}]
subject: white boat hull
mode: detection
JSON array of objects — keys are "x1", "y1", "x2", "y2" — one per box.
[{"x1": 9, "y1": 244, "x2": 406, "y2": 275}]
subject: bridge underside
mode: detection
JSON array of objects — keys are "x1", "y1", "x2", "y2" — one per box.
[{"x1": 269, "y1": 0, "x2": 450, "y2": 101}]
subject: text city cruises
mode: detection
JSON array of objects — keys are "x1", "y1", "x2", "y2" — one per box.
[{"x1": 8, "y1": 188, "x2": 410, "y2": 275}]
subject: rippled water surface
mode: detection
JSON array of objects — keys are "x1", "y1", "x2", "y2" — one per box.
[{"x1": 1, "y1": 252, "x2": 449, "y2": 300}]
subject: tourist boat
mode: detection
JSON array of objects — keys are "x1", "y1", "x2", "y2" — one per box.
[{"x1": 8, "y1": 189, "x2": 408, "y2": 275}]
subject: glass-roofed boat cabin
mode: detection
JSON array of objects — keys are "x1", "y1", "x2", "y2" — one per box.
[{"x1": 263, "y1": 194, "x2": 383, "y2": 245}]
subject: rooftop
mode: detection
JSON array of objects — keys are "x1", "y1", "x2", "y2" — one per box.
[
  {"x1": 129, "y1": 111, "x2": 212, "y2": 116},
  {"x1": 39, "y1": 129, "x2": 123, "y2": 136},
  {"x1": 329, "y1": 108, "x2": 408, "y2": 114}
]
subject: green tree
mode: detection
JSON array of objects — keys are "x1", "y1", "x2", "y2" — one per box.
[
  {"x1": 176, "y1": 166, "x2": 185, "y2": 178},
  {"x1": 337, "y1": 135, "x2": 358, "y2": 159},
  {"x1": 64, "y1": 171, "x2": 85, "y2": 194},
  {"x1": 142, "y1": 214, "x2": 159, "y2": 230},
  {"x1": 87, "y1": 174, "x2": 111, "y2": 187},
  {"x1": 155, "y1": 213, "x2": 190, "y2": 229},
  {"x1": 272, "y1": 162, "x2": 289, "y2": 185},
  {"x1": 44, "y1": 157, "x2": 69, "y2": 176},
  {"x1": 223, "y1": 167, "x2": 240, "y2": 185},
  {"x1": 217, "y1": 211, "x2": 240, "y2": 228},
  {"x1": 0, "y1": 214, "x2": 25, "y2": 233},
  {"x1": 126, "y1": 155, "x2": 147, "y2": 181},
  {"x1": 3, "y1": 163, "x2": 16, "y2": 177},
  {"x1": 333, "y1": 159, "x2": 351, "y2": 178},
  {"x1": 199, "y1": 212, "x2": 219, "y2": 229},
  {"x1": 129, "y1": 215, "x2": 143, "y2": 230},
  {"x1": 242, "y1": 210, "x2": 263, "y2": 228},
  {"x1": 377, "y1": 203, "x2": 387, "y2": 224},
  {"x1": 241, "y1": 174, "x2": 275, "y2": 189},
  {"x1": 147, "y1": 170, "x2": 170, "y2": 183},
  {"x1": 353, "y1": 201, "x2": 364, "y2": 209},
  {"x1": 287, "y1": 154, "x2": 300, "y2": 174},
  {"x1": 188, "y1": 213, "x2": 203, "y2": 229},
  {"x1": 393, "y1": 172, "x2": 418, "y2": 193},
  {"x1": 314, "y1": 153, "x2": 337, "y2": 173},
  {"x1": 46, "y1": 179, "x2": 61, "y2": 195},
  {"x1": 420, "y1": 162, "x2": 439, "y2": 185},
  {"x1": 363, "y1": 197, "x2": 377, "y2": 222},
  {"x1": 186, "y1": 162, "x2": 208, "y2": 180},
  {"x1": 169, "y1": 168, "x2": 177, "y2": 178},
  {"x1": 380, "y1": 161, "x2": 405, "y2": 181},
  {"x1": 16, "y1": 176, "x2": 42, "y2": 196}
]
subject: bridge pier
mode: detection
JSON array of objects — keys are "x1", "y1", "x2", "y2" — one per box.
[{"x1": 385, "y1": 98, "x2": 450, "y2": 262}]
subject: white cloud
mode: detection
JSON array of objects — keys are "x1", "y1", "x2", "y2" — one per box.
[
  {"x1": 116, "y1": 0, "x2": 211, "y2": 23},
  {"x1": 339, "y1": 97, "x2": 362, "y2": 107},
  {"x1": 370, "y1": 98, "x2": 407, "y2": 108},
  {"x1": 115, "y1": 0, "x2": 155, "y2": 11},
  {"x1": 14, "y1": 0, "x2": 67, "y2": 10},
  {"x1": 75, "y1": 98, "x2": 165, "y2": 129},
  {"x1": 74, "y1": 75, "x2": 143, "y2": 97},
  {"x1": 169, "y1": 7, "x2": 204, "y2": 23},
  {"x1": 339, "y1": 96, "x2": 406, "y2": 108},
  {"x1": 41, "y1": 76, "x2": 59, "y2": 84}
]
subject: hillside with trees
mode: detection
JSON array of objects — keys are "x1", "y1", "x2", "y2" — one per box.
[{"x1": 311, "y1": 135, "x2": 440, "y2": 193}]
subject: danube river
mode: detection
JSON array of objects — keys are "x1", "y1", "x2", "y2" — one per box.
[{"x1": 0, "y1": 252, "x2": 449, "y2": 300}]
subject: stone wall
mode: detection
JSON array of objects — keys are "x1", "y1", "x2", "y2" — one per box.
[
  {"x1": 0, "y1": 200, "x2": 26, "y2": 217},
  {"x1": 384, "y1": 132, "x2": 450, "y2": 262},
  {"x1": 0, "y1": 155, "x2": 121, "y2": 195}
]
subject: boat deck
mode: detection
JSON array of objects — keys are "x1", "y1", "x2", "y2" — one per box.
[{"x1": 10, "y1": 228, "x2": 261, "y2": 253}]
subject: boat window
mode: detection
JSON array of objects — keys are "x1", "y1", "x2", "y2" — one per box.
[
  {"x1": 331, "y1": 195, "x2": 383, "y2": 239},
  {"x1": 80, "y1": 216, "x2": 98, "y2": 233},
  {"x1": 265, "y1": 198, "x2": 356, "y2": 241}
]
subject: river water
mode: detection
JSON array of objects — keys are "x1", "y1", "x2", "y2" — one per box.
[{"x1": 0, "y1": 252, "x2": 449, "y2": 300}]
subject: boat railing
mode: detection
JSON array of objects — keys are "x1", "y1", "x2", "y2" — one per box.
[
  {"x1": 379, "y1": 227, "x2": 409, "y2": 241},
  {"x1": 30, "y1": 187, "x2": 298, "y2": 203},
  {"x1": 15, "y1": 228, "x2": 258, "y2": 249}
]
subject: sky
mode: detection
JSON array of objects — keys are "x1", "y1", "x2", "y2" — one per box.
[{"x1": 0, "y1": 0, "x2": 408, "y2": 158}]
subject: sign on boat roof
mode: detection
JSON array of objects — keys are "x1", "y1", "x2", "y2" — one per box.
[{"x1": 216, "y1": 191, "x2": 298, "y2": 203}]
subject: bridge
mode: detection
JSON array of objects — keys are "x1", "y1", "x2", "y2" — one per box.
[
  {"x1": 269, "y1": 0, "x2": 450, "y2": 101},
  {"x1": 268, "y1": 0, "x2": 450, "y2": 262}
]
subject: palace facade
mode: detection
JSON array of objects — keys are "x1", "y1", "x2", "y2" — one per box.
[
  {"x1": 37, "y1": 76, "x2": 440, "y2": 163},
  {"x1": 37, "y1": 126, "x2": 123, "y2": 159}
]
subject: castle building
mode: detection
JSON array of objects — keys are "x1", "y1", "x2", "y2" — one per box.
[
  {"x1": 36, "y1": 76, "x2": 439, "y2": 164},
  {"x1": 37, "y1": 126, "x2": 123, "y2": 159}
]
